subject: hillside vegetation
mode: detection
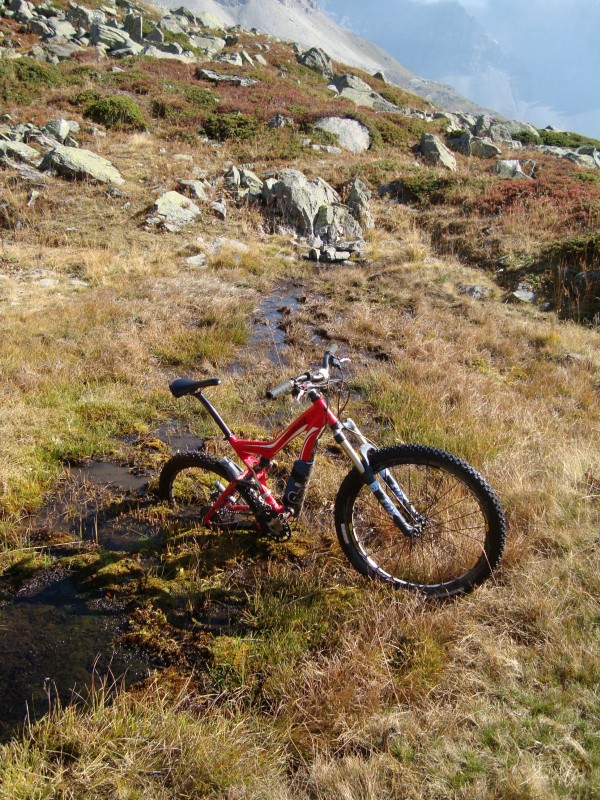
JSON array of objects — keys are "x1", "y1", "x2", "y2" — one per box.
[{"x1": 0, "y1": 2, "x2": 599, "y2": 798}]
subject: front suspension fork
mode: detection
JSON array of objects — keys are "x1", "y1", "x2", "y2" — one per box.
[{"x1": 334, "y1": 419, "x2": 422, "y2": 536}]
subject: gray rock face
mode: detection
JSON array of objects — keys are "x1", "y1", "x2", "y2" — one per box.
[
  {"x1": 297, "y1": 46, "x2": 334, "y2": 80},
  {"x1": 0, "y1": 140, "x2": 41, "y2": 164},
  {"x1": 330, "y1": 74, "x2": 403, "y2": 113},
  {"x1": 262, "y1": 168, "x2": 339, "y2": 235},
  {"x1": 450, "y1": 132, "x2": 501, "y2": 159},
  {"x1": 122, "y1": 13, "x2": 144, "y2": 44},
  {"x1": 189, "y1": 34, "x2": 226, "y2": 55},
  {"x1": 146, "y1": 191, "x2": 201, "y2": 231},
  {"x1": 214, "y1": 51, "x2": 243, "y2": 66},
  {"x1": 314, "y1": 204, "x2": 362, "y2": 245},
  {"x1": 419, "y1": 133, "x2": 457, "y2": 171},
  {"x1": 40, "y1": 146, "x2": 124, "y2": 184},
  {"x1": 314, "y1": 117, "x2": 370, "y2": 153},
  {"x1": 268, "y1": 114, "x2": 294, "y2": 129},
  {"x1": 66, "y1": 4, "x2": 106, "y2": 29},
  {"x1": 494, "y1": 159, "x2": 532, "y2": 180},
  {"x1": 178, "y1": 179, "x2": 210, "y2": 201},
  {"x1": 195, "y1": 68, "x2": 258, "y2": 87},
  {"x1": 89, "y1": 23, "x2": 133, "y2": 50},
  {"x1": 343, "y1": 177, "x2": 374, "y2": 230},
  {"x1": 42, "y1": 118, "x2": 79, "y2": 144}
]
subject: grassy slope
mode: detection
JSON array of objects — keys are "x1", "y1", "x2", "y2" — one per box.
[{"x1": 1, "y1": 10, "x2": 600, "y2": 799}]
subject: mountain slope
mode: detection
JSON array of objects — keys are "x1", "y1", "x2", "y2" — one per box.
[{"x1": 146, "y1": 0, "x2": 491, "y2": 114}]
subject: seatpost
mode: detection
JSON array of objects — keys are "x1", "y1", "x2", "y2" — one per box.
[{"x1": 193, "y1": 392, "x2": 232, "y2": 439}]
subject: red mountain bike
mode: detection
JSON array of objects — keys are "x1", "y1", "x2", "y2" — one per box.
[{"x1": 159, "y1": 347, "x2": 506, "y2": 598}]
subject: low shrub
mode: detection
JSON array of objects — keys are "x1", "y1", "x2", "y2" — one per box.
[
  {"x1": 0, "y1": 57, "x2": 64, "y2": 103},
  {"x1": 84, "y1": 95, "x2": 147, "y2": 131},
  {"x1": 200, "y1": 112, "x2": 258, "y2": 141},
  {"x1": 70, "y1": 88, "x2": 102, "y2": 108}
]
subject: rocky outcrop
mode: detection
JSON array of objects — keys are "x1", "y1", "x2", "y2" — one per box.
[
  {"x1": 343, "y1": 177, "x2": 374, "y2": 230},
  {"x1": 329, "y1": 75, "x2": 404, "y2": 114},
  {"x1": 494, "y1": 159, "x2": 533, "y2": 180},
  {"x1": 146, "y1": 191, "x2": 201, "y2": 231},
  {"x1": 39, "y1": 146, "x2": 124, "y2": 185},
  {"x1": 419, "y1": 133, "x2": 457, "y2": 171},
  {"x1": 449, "y1": 132, "x2": 501, "y2": 159},
  {"x1": 314, "y1": 117, "x2": 370, "y2": 153},
  {"x1": 297, "y1": 47, "x2": 334, "y2": 80},
  {"x1": 195, "y1": 68, "x2": 259, "y2": 87},
  {"x1": 262, "y1": 169, "x2": 339, "y2": 236}
]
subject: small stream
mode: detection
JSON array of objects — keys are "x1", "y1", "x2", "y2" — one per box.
[
  {"x1": 0, "y1": 281, "x2": 322, "y2": 740},
  {"x1": 0, "y1": 579, "x2": 149, "y2": 742}
]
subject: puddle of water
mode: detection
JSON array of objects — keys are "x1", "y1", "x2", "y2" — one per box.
[
  {"x1": 30, "y1": 462, "x2": 161, "y2": 553},
  {"x1": 0, "y1": 578, "x2": 150, "y2": 742},
  {"x1": 155, "y1": 422, "x2": 205, "y2": 453}
]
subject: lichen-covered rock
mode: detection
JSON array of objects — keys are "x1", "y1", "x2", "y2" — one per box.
[
  {"x1": 262, "y1": 168, "x2": 339, "y2": 236},
  {"x1": 450, "y1": 132, "x2": 501, "y2": 159},
  {"x1": 146, "y1": 191, "x2": 201, "y2": 231},
  {"x1": 494, "y1": 159, "x2": 532, "y2": 180},
  {"x1": 297, "y1": 47, "x2": 334, "y2": 80},
  {"x1": 39, "y1": 146, "x2": 124, "y2": 185},
  {"x1": 0, "y1": 140, "x2": 41, "y2": 164},
  {"x1": 419, "y1": 133, "x2": 457, "y2": 171},
  {"x1": 343, "y1": 177, "x2": 374, "y2": 230},
  {"x1": 314, "y1": 204, "x2": 363, "y2": 245},
  {"x1": 314, "y1": 117, "x2": 370, "y2": 153}
]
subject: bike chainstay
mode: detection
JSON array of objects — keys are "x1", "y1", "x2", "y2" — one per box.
[{"x1": 236, "y1": 479, "x2": 292, "y2": 542}]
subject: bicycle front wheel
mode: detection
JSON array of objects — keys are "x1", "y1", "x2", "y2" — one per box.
[
  {"x1": 158, "y1": 452, "x2": 259, "y2": 532},
  {"x1": 334, "y1": 445, "x2": 506, "y2": 598}
]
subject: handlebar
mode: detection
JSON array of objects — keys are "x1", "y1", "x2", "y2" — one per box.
[{"x1": 266, "y1": 347, "x2": 345, "y2": 400}]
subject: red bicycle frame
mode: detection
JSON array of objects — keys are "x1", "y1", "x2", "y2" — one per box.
[{"x1": 203, "y1": 394, "x2": 338, "y2": 522}]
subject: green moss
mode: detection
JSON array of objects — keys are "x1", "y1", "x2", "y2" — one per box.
[
  {"x1": 200, "y1": 112, "x2": 258, "y2": 142},
  {"x1": 0, "y1": 57, "x2": 64, "y2": 103},
  {"x1": 84, "y1": 95, "x2": 147, "y2": 131},
  {"x1": 70, "y1": 88, "x2": 103, "y2": 108},
  {"x1": 515, "y1": 128, "x2": 600, "y2": 149}
]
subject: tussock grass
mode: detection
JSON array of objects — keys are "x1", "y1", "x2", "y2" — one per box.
[{"x1": 1, "y1": 26, "x2": 600, "y2": 799}]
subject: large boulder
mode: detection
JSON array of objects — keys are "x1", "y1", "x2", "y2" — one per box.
[
  {"x1": 450, "y1": 132, "x2": 501, "y2": 159},
  {"x1": 189, "y1": 34, "x2": 226, "y2": 55},
  {"x1": 419, "y1": 133, "x2": 457, "y2": 171},
  {"x1": 343, "y1": 177, "x2": 374, "y2": 230},
  {"x1": 89, "y1": 24, "x2": 134, "y2": 50},
  {"x1": 494, "y1": 159, "x2": 532, "y2": 180},
  {"x1": 314, "y1": 204, "x2": 362, "y2": 245},
  {"x1": 0, "y1": 140, "x2": 41, "y2": 165},
  {"x1": 262, "y1": 168, "x2": 339, "y2": 236},
  {"x1": 314, "y1": 117, "x2": 370, "y2": 153},
  {"x1": 146, "y1": 191, "x2": 201, "y2": 231},
  {"x1": 297, "y1": 47, "x2": 334, "y2": 80},
  {"x1": 330, "y1": 75, "x2": 403, "y2": 113},
  {"x1": 39, "y1": 146, "x2": 124, "y2": 184}
]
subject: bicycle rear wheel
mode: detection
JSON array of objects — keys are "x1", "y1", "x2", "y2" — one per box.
[
  {"x1": 334, "y1": 445, "x2": 506, "y2": 598},
  {"x1": 159, "y1": 452, "x2": 258, "y2": 531}
]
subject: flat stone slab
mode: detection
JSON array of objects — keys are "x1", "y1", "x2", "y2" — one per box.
[{"x1": 39, "y1": 146, "x2": 124, "y2": 185}]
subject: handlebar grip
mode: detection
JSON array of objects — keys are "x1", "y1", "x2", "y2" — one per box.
[
  {"x1": 266, "y1": 380, "x2": 293, "y2": 400},
  {"x1": 323, "y1": 344, "x2": 339, "y2": 369}
]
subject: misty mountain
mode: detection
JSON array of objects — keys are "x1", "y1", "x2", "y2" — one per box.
[
  {"x1": 146, "y1": 0, "x2": 493, "y2": 114},
  {"x1": 323, "y1": 0, "x2": 600, "y2": 137}
]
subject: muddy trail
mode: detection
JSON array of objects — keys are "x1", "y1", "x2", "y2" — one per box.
[{"x1": 0, "y1": 279, "x2": 330, "y2": 739}]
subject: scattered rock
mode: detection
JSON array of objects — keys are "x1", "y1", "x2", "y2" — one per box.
[
  {"x1": 314, "y1": 117, "x2": 370, "y2": 154},
  {"x1": 343, "y1": 177, "x2": 374, "y2": 230},
  {"x1": 449, "y1": 132, "x2": 501, "y2": 159},
  {"x1": 195, "y1": 68, "x2": 258, "y2": 87},
  {"x1": 457, "y1": 284, "x2": 493, "y2": 301},
  {"x1": 211, "y1": 199, "x2": 227, "y2": 220},
  {"x1": 268, "y1": 114, "x2": 294, "y2": 129},
  {"x1": 419, "y1": 133, "x2": 457, "y2": 171},
  {"x1": 39, "y1": 146, "x2": 124, "y2": 185},
  {"x1": 146, "y1": 191, "x2": 201, "y2": 231},
  {"x1": 0, "y1": 140, "x2": 41, "y2": 165},
  {"x1": 178, "y1": 179, "x2": 209, "y2": 201},
  {"x1": 262, "y1": 168, "x2": 339, "y2": 236},
  {"x1": 297, "y1": 46, "x2": 334, "y2": 80},
  {"x1": 494, "y1": 159, "x2": 532, "y2": 180},
  {"x1": 330, "y1": 74, "x2": 403, "y2": 114}
]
